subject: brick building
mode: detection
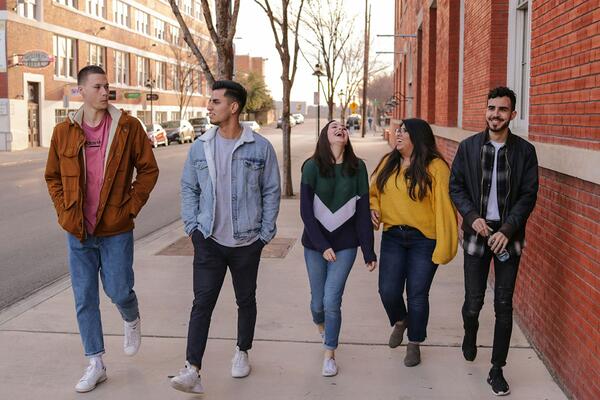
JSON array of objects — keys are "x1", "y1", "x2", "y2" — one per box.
[
  {"x1": 391, "y1": 1, "x2": 599, "y2": 399},
  {"x1": 0, "y1": 0, "x2": 216, "y2": 151}
]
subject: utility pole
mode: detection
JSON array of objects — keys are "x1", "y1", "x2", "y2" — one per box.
[{"x1": 361, "y1": 0, "x2": 370, "y2": 138}]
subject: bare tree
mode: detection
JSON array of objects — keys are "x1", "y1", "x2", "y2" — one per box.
[
  {"x1": 254, "y1": 0, "x2": 306, "y2": 197},
  {"x1": 168, "y1": 0, "x2": 240, "y2": 83},
  {"x1": 301, "y1": 0, "x2": 354, "y2": 121},
  {"x1": 367, "y1": 72, "x2": 394, "y2": 127},
  {"x1": 169, "y1": 41, "x2": 199, "y2": 119}
]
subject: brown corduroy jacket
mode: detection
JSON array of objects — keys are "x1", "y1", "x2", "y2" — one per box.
[{"x1": 45, "y1": 104, "x2": 159, "y2": 240}]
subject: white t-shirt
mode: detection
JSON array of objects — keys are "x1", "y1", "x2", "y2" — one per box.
[{"x1": 485, "y1": 141, "x2": 505, "y2": 221}]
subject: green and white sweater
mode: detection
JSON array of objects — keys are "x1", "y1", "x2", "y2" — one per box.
[{"x1": 300, "y1": 159, "x2": 376, "y2": 263}]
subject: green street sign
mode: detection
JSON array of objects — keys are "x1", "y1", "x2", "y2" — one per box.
[{"x1": 124, "y1": 92, "x2": 141, "y2": 99}]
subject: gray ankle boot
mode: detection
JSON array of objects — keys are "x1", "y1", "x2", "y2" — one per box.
[
  {"x1": 404, "y1": 342, "x2": 421, "y2": 367},
  {"x1": 388, "y1": 320, "x2": 407, "y2": 348}
]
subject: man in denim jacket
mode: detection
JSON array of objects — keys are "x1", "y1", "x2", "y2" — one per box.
[{"x1": 171, "y1": 80, "x2": 281, "y2": 394}]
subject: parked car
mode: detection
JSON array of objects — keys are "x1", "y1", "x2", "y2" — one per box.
[
  {"x1": 145, "y1": 123, "x2": 168, "y2": 148},
  {"x1": 292, "y1": 113, "x2": 305, "y2": 124},
  {"x1": 189, "y1": 116, "x2": 213, "y2": 139},
  {"x1": 346, "y1": 114, "x2": 362, "y2": 130},
  {"x1": 242, "y1": 120, "x2": 261, "y2": 132},
  {"x1": 276, "y1": 116, "x2": 297, "y2": 128},
  {"x1": 162, "y1": 119, "x2": 194, "y2": 144}
]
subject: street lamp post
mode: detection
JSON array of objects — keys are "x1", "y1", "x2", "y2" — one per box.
[
  {"x1": 312, "y1": 63, "x2": 324, "y2": 139},
  {"x1": 145, "y1": 78, "x2": 156, "y2": 127}
]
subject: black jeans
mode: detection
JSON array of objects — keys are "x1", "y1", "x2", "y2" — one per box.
[
  {"x1": 186, "y1": 231, "x2": 264, "y2": 369},
  {"x1": 462, "y1": 247, "x2": 520, "y2": 368}
]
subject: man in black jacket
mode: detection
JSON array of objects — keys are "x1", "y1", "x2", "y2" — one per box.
[{"x1": 450, "y1": 87, "x2": 538, "y2": 396}]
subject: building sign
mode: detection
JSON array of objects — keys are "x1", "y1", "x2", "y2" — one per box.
[
  {"x1": 124, "y1": 92, "x2": 141, "y2": 99},
  {"x1": 108, "y1": 90, "x2": 117, "y2": 100},
  {"x1": 0, "y1": 21, "x2": 6, "y2": 73},
  {"x1": 21, "y1": 51, "x2": 54, "y2": 68},
  {"x1": 146, "y1": 93, "x2": 159, "y2": 101}
]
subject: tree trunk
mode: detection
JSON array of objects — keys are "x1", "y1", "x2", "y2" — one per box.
[
  {"x1": 327, "y1": 98, "x2": 334, "y2": 121},
  {"x1": 281, "y1": 77, "x2": 293, "y2": 197}
]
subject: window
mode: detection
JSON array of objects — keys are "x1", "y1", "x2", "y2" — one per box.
[
  {"x1": 137, "y1": 56, "x2": 150, "y2": 87},
  {"x1": 171, "y1": 64, "x2": 180, "y2": 91},
  {"x1": 135, "y1": 9, "x2": 149, "y2": 35},
  {"x1": 508, "y1": 0, "x2": 530, "y2": 132},
  {"x1": 136, "y1": 111, "x2": 151, "y2": 124},
  {"x1": 197, "y1": 70, "x2": 203, "y2": 94},
  {"x1": 86, "y1": 0, "x2": 105, "y2": 18},
  {"x1": 114, "y1": 50, "x2": 129, "y2": 85},
  {"x1": 113, "y1": 0, "x2": 129, "y2": 27},
  {"x1": 182, "y1": 0, "x2": 192, "y2": 16},
  {"x1": 184, "y1": 70, "x2": 193, "y2": 93},
  {"x1": 154, "y1": 19, "x2": 165, "y2": 40},
  {"x1": 88, "y1": 44, "x2": 105, "y2": 67},
  {"x1": 56, "y1": 0, "x2": 77, "y2": 8},
  {"x1": 156, "y1": 111, "x2": 168, "y2": 123},
  {"x1": 171, "y1": 111, "x2": 181, "y2": 121},
  {"x1": 156, "y1": 62, "x2": 166, "y2": 89},
  {"x1": 194, "y1": 1, "x2": 203, "y2": 20},
  {"x1": 17, "y1": 0, "x2": 37, "y2": 19},
  {"x1": 170, "y1": 25, "x2": 180, "y2": 45},
  {"x1": 53, "y1": 35, "x2": 77, "y2": 78},
  {"x1": 55, "y1": 109, "x2": 78, "y2": 124}
]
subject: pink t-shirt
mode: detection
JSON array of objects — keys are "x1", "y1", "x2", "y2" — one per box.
[{"x1": 82, "y1": 112, "x2": 112, "y2": 234}]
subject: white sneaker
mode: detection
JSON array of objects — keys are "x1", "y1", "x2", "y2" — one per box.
[
  {"x1": 75, "y1": 363, "x2": 107, "y2": 393},
  {"x1": 231, "y1": 347, "x2": 251, "y2": 378},
  {"x1": 322, "y1": 358, "x2": 338, "y2": 377},
  {"x1": 124, "y1": 317, "x2": 141, "y2": 356},
  {"x1": 170, "y1": 362, "x2": 204, "y2": 394}
]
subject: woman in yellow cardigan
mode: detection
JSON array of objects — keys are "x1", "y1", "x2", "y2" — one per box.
[{"x1": 370, "y1": 118, "x2": 458, "y2": 367}]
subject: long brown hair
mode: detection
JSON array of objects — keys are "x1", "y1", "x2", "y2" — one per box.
[
  {"x1": 303, "y1": 120, "x2": 360, "y2": 177},
  {"x1": 372, "y1": 118, "x2": 446, "y2": 201}
]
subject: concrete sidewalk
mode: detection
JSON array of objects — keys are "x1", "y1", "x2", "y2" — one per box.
[
  {"x1": 0, "y1": 129, "x2": 566, "y2": 399},
  {"x1": 0, "y1": 147, "x2": 49, "y2": 167}
]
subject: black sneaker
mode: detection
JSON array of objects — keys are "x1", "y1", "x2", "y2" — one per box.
[{"x1": 487, "y1": 367, "x2": 510, "y2": 396}]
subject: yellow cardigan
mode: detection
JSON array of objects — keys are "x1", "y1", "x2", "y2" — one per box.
[{"x1": 369, "y1": 158, "x2": 458, "y2": 265}]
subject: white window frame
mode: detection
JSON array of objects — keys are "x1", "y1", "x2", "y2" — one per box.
[
  {"x1": 53, "y1": 35, "x2": 77, "y2": 78},
  {"x1": 182, "y1": 0, "x2": 192, "y2": 16},
  {"x1": 156, "y1": 62, "x2": 166, "y2": 89},
  {"x1": 55, "y1": 0, "x2": 77, "y2": 8},
  {"x1": 114, "y1": 50, "x2": 129, "y2": 85},
  {"x1": 137, "y1": 56, "x2": 150, "y2": 87},
  {"x1": 507, "y1": 0, "x2": 531, "y2": 134},
  {"x1": 17, "y1": 0, "x2": 38, "y2": 19},
  {"x1": 88, "y1": 43, "x2": 105, "y2": 67},
  {"x1": 113, "y1": 0, "x2": 129, "y2": 27},
  {"x1": 154, "y1": 19, "x2": 165, "y2": 40},
  {"x1": 135, "y1": 9, "x2": 149, "y2": 35},
  {"x1": 86, "y1": 0, "x2": 105, "y2": 18},
  {"x1": 194, "y1": 1, "x2": 202, "y2": 20},
  {"x1": 170, "y1": 25, "x2": 180, "y2": 45}
]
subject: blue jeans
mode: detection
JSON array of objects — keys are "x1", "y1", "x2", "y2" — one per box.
[
  {"x1": 66, "y1": 231, "x2": 139, "y2": 357},
  {"x1": 304, "y1": 247, "x2": 357, "y2": 350},
  {"x1": 378, "y1": 227, "x2": 438, "y2": 343}
]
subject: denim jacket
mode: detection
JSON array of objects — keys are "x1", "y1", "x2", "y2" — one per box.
[{"x1": 180, "y1": 124, "x2": 281, "y2": 243}]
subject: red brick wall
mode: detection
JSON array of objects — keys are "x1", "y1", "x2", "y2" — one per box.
[
  {"x1": 435, "y1": 0, "x2": 460, "y2": 126},
  {"x1": 529, "y1": 0, "x2": 600, "y2": 150},
  {"x1": 423, "y1": 6, "x2": 437, "y2": 122},
  {"x1": 462, "y1": 0, "x2": 509, "y2": 131},
  {"x1": 515, "y1": 168, "x2": 600, "y2": 400}
]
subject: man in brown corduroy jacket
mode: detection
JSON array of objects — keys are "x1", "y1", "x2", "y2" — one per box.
[{"x1": 45, "y1": 65, "x2": 158, "y2": 393}]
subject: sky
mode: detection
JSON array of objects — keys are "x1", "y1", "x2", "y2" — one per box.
[{"x1": 234, "y1": 0, "x2": 396, "y2": 106}]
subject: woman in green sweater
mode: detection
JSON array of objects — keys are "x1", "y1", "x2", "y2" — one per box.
[{"x1": 301, "y1": 120, "x2": 377, "y2": 377}]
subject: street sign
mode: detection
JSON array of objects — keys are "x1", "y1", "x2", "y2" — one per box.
[
  {"x1": 124, "y1": 92, "x2": 141, "y2": 99},
  {"x1": 349, "y1": 102, "x2": 358, "y2": 114},
  {"x1": 21, "y1": 51, "x2": 53, "y2": 68},
  {"x1": 108, "y1": 90, "x2": 116, "y2": 100},
  {"x1": 146, "y1": 93, "x2": 159, "y2": 101}
]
